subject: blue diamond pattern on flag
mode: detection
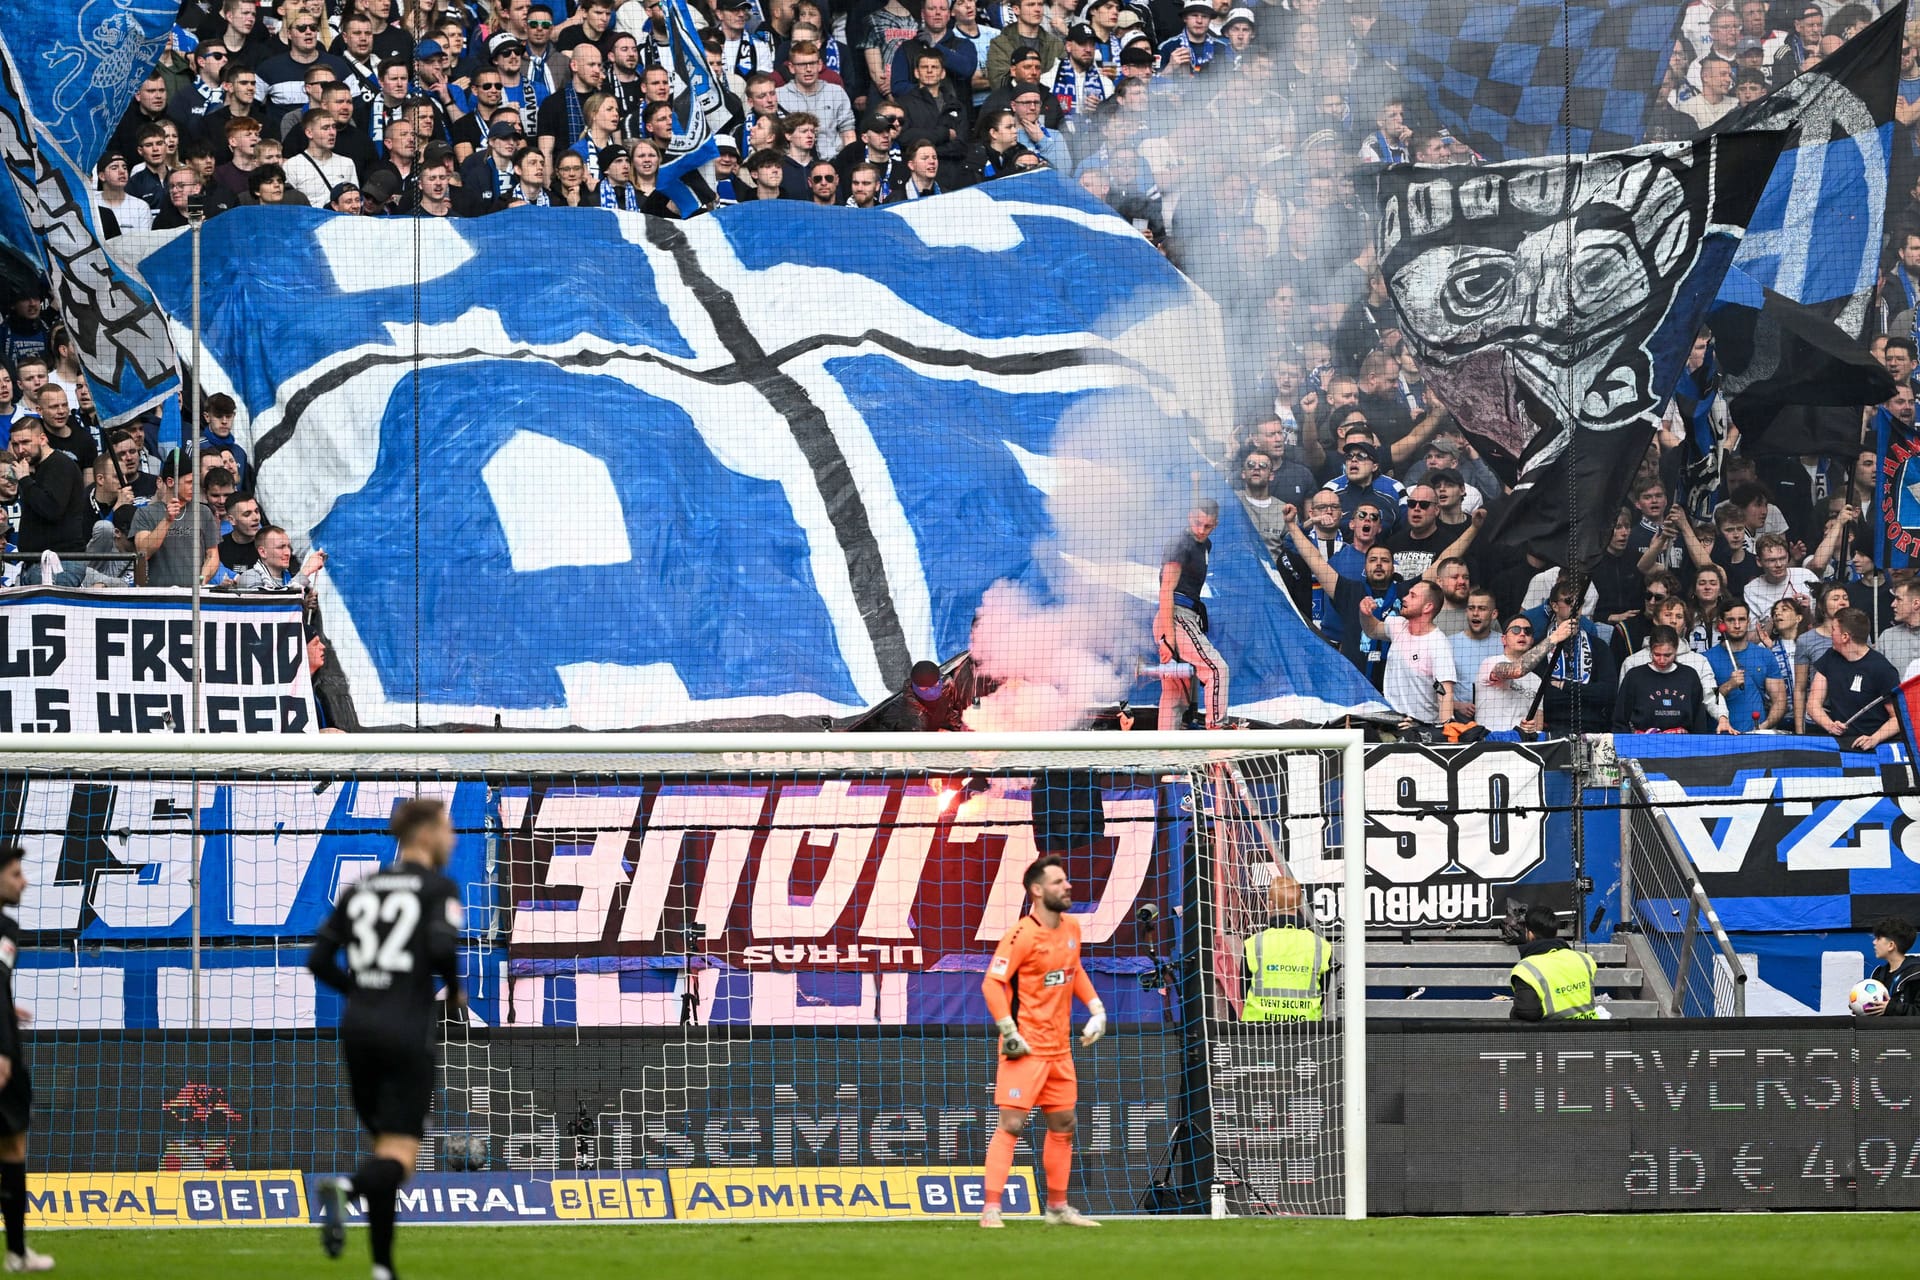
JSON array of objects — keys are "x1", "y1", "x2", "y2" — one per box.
[
  {"x1": 0, "y1": 0, "x2": 179, "y2": 425},
  {"x1": 130, "y1": 174, "x2": 1390, "y2": 729},
  {"x1": 1369, "y1": 0, "x2": 1688, "y2": 162}
]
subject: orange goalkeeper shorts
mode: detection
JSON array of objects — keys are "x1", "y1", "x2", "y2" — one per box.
[{"x1": 994, "y1": 1053, "x2": 1078, "y2": 1112}]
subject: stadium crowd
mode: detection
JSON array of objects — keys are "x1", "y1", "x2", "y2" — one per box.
[{"x1": 0, "y1": 0, "x2": 1915, "y2": 743}]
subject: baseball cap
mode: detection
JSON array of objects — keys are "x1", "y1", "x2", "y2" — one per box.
[
  {"x1": 1735, "y1": 35, "x2": 1767, "y2": 52},
  {"x1": 1011, "y1": 44, "x2": 1042, "y2": 62},
  {"x1": 1119, "y1": 42, "x2": 1154, "y2": 66},
  {"x1": 718, "y1": 0, "x2": 754, "y2": 8},
  {"x1": 1342, "y1": 441, "x2": 1385, "y2": 465},
  {"x1": 599, "y1": 143, "x2": 630, "y2": 167},
  {"x1": 1066, "y1": 22, "x2": 1097, "y2": 41},
  {"x1": 1223, "y1": 5, "x2": 1255, "y2": 26},
  {"x1": 1008, "y1": 81, "x2": 1045, "y2": 100},
  {"x1": 1181, "y1": 1, "x2": 1214, "y2": 15},
  {"x1": 328, "y1": 181, "x2": 361, "y2": 202},
  {"x1": 413, "y1": 37, "x2": 445, "y2": 59},
  {"x1": 487, "y1": 31, "x2": 525, "y2": 55},
  {"x1": 1798, "y1": 4, "x2": 1822, "y2": 16},
  {"x1": 361, "y1": 170, "x2": 401, "y2": 203},
  {"x1": 95, "y1": 149, "x2": 130, "y2": 171},
  {"x1": 1423, "y1": 438, "x2": 1461, "y2": 459},
  {"x1": 715, "y1": 134, "x2": 741, "y2": 152}
]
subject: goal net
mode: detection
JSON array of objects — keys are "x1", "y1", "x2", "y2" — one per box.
[{"x1": 0, "y1": 731, "x2": 1364, "y2": 1223}]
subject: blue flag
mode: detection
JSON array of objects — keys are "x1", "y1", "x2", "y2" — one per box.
[
  {"x1": 658, "y1": 0, "x2": 722, "y2": 217},
  {"x1": 0, "y1": 0, "x2": 179, "y2": 425},
  {"x1": 131, "y1": 175, "x2": 1389, "y2": 729},
  {"x1": 1708, "y1": 4, "x2": 1903, "y2": 423},
  {"x1": 1369, "y1": 0, "x2": 1687, "y2": 162}
]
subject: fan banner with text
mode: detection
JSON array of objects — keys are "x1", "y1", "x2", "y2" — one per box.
[{"x1": 1608, "y1": 734, "x2": 1919, "y2": 931}]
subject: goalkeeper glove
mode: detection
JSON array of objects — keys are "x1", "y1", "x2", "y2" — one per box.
[
  {"x1": 1080, "y1": 998, "x2": 1107, "y2": 1047},
  {"x1": 996, "y1": 1016, "x2": 1031, "y2": 1059}
]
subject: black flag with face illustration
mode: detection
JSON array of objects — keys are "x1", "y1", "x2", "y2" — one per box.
[{"x1": 1379, "y1": 132, "x2": 1786, "y2": 567}]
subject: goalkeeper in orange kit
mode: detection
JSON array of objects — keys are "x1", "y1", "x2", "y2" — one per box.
[{"x1": 978, "y1": 855, "x2": 1106, "y2": 1229}]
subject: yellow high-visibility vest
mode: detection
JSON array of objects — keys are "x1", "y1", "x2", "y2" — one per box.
[
  {"x1": 1510, "y1": 947, "x2": 1599, "y2": 1020},
  {"x1": 1242, "y1": 927, "x2": 1328, "y2": 1022}
]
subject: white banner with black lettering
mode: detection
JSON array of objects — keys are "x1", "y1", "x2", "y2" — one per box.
[{"x1": 0, "y1": 588, "x2": 317, "y2": 734}]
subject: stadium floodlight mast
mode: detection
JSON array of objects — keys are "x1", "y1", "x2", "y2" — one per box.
[{"x1": 0, "y1": 729, "x2": 1368, "y2": 1220}]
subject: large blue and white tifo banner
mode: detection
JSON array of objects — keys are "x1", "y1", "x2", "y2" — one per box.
[
  {"x1": 0, "y1": 590, "x2": 317, "y2": 734},
  {"x1": 120, "y1": 174, "x2": 1389, "y2": 730}
]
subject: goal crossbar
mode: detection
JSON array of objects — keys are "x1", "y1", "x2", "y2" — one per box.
[{"x1": 0, "y1": 729, "x2": 1368, "y2": 1220}]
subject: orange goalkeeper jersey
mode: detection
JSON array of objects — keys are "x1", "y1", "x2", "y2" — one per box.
[{"x1": 984, "y1": 913, "x2": 1090, "y2": 1059}]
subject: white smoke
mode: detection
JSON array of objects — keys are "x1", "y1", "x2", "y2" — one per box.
[
  {"x1": 963, "y1": 581, "x2": 1133, "y2": 731},
  {"x1": 962, "y1": 393, "x2": 1206, "y2": 732}
]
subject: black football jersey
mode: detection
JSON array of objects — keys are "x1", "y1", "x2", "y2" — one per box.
[
  {"x1": 0, "y1": 912, "x2": 19, "y2": 1061},
  {"x1": 314, "y1": 862, "x2": 463, "y2": 1047}
]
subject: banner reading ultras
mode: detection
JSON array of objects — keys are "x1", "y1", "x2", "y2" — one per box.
[
  {"x1": 501, "y1": 775, "x2": 1171, "y2": 973},
  {"x1": 0, "y1": 589, "x2": 317, "y2": 733},
  {"x1": 298, "y1": 1168, "x2": 1038, "y2": 1225}
]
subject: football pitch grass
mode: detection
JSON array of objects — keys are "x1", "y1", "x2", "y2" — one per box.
[{"x1": 33, "y1": 1214, "x2": 1918, "y2": 1279}]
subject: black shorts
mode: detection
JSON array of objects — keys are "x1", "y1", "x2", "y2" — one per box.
[
  {"x1": 342, "y1": 1037, "x2": 434, "y2": 1140},
  {"x1": 0, "y1": 1063, "x2": 30, "y2": 1138}
]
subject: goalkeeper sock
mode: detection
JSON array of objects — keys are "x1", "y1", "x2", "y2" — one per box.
[
  {"x1": 353, "y1": 1157, "x2": 406, "y2": 1270},
  {"x1": 1043, "y1": 1130, "x2": 1073, "y2": 1209},
  {"x1": 0, "y1": 1160, "x2": 24, "y2": 1255},
  {"x1": 982, "y1": 1129, "x2": 1019, "y2": 1207}
]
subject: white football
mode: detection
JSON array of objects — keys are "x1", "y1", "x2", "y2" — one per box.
[{"x1": 1849, "y1": 978, "x2": 1890, "y2": 1015}]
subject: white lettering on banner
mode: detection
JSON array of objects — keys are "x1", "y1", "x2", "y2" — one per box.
[
  {"x1": 620, "y1": 791, "x2": 761, "y2": 944},
  {"x1": 1276, "y1": 746, "x2": 1548, "y2": 925},
  {"x1": 1646, "y1": 778, "x2": 1774, "y2": 875},
  {"x1": 972, "y1": 797, "x2": 1154, "y2": 944},
  {"x1": 226, "y1": 783, "x2": 327, "y2": 927},
  {"x1": 752, "y1": 783, "x2": 889, "y2": 939},
  {"x1": 508, "y1": 781, "x2": 1160, "y2": 964},
  {"x1": 1309, "y1": 881, "x2": 1494, "y2": 927},
  {"x1": 1646, "y1": 775, "x2": 1899, "y2": 875},
  {"x1": 513, "y1": 793, "x2": 641, "y2": 947},
  {"x1": 0, "y1": 593, "x2": 317, "y2": 735},
  {"x1": 63, "y1": 782, "x2": 194, "y2": 932}
]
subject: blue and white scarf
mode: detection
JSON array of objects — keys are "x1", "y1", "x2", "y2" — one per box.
[{"x1": 599, "y1": 178, "x2": 641, "y2": 210}]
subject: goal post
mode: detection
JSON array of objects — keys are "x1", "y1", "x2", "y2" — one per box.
[{"x1": 0, "y1": 730, "x2": 1366, "y2": 1222}]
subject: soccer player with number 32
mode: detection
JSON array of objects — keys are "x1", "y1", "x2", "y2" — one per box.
[
  {"x1": 306, "y1": 798, "x2": 466, "y2": 1280},
  {"x1": 978, "y1": 855, "x2": 1106, "y2": 1230}
]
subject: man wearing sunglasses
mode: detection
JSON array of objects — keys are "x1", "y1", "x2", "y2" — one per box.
[
  {"x1": 168, "y1": 45, "x2": 231, "y2": 141},
  {"x1": 1386, "y1": 483, "x2": 1483, "y2": 582},
  {"x1": 1475, "y1": 614, "x2": 1579, "y2": 733},
  {"x1": 1321, "y1": 440, "x2": 1406, "y2": 534},
  {"x1": 451, "y1": 59, "x2": 512, "y2": 161},
  {"x1": 258, "y1": 11, "x2": 352, "y2": 107},
  {"x1": 523, "y1": 4, "x2": 567, "y2": 97},
  {"x1": 833, "y1": 109, "x2": 910, "y2": 196}
]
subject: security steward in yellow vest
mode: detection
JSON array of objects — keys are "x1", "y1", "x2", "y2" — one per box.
[
  {"x1": 1241, "y1": 875, "x2": 1330, "y2": 1023},
  {"x1": 1508, "y1": 906, "x2": 1599, "y2": 1022}
]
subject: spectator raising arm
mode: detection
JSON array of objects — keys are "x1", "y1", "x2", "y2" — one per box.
[{"x1": 1280, "y1": 502, "x2": 1343, "y2": 595}]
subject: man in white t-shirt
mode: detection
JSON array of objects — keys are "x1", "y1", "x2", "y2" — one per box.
[
  {"x1": 285, "y1": 110, "x2": 356, "y2": 205},
  {"x1": 1475, "y1": 614, "x2": 1579, "y2": 732},
  {"x1": 1743, "y1": 532, "x2": 1819, "y2": 620},
  {"x1": 1358, "y1": 580, "x2": 1455, "y2": 727}
]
